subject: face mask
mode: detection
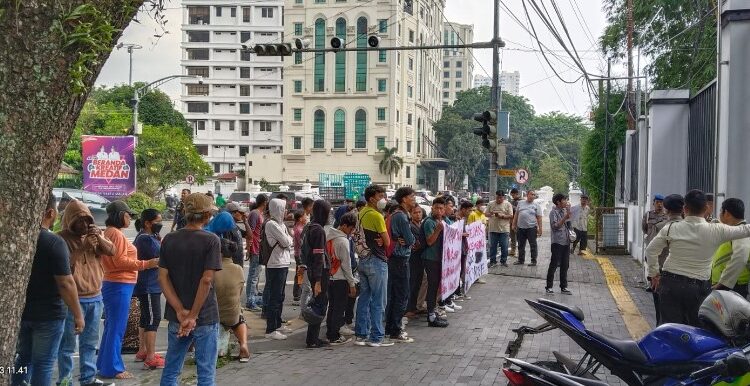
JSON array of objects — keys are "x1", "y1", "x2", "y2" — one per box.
[
  {"x1": 152, "y1": 222, "x2": 163, "y2": 235},
  {"x1": 377, "y1": 198, "x2": 387, "y2": 211},
  {"x1": 479, "y1": 206, "x2": 487, "y2": 212}
]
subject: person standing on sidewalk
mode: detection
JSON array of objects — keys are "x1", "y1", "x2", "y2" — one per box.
[
  {"x1": 14, "y1": 192, "x2": 85, "y2": 386},
  {"x1": 224, "y1": 203, "x2": 247, "y2": 267},
  {"x1": 385, "y1": 187, "x2": 416, "y2": 343},
  {"x1": 486, "y1": 191, "x2": 514, "y2": 268},
  {"x1": 509, "y1": 189, "x2": 522, "y2": 256},
  {"x1": 133, "y1": 209, "x2": 165, "y2": 370},
  {"x1": 649, "y1": 194, "x2": 684, "y2": 325},
  {"x1": 546, "y1": 194, "x2": 572, "y2": 295},
  {"x1": 245, "y1": 194, "x2": 268, "y2": 312},
  {"x1": 711, "y1": 198, "x2": 750, "y2": 298},
  {"x1": 326, "y1": 212, "x2": 358, "y2": 345},
  {"x1": 292, "y1": 210, "x2": 308, "y2": 305},
  {"x1": 642, "y1": 194, "x2": 667, "y2": 246},
  {"x1": 303, "y1": 200, "x2": 332, "y2": 348},
  {"x1": 354, "y1": 185, "x2": 394, "y2": 347},
  {"x1": 263, "y1": 198, "x2": 294, "y2": 341},
  {"x1": 422, "y1": 197, "x2": 449, "y2": 328},
  {"x1": 647, "y1": 190, "x2": 750, "y2": 327},
  {"x1": 512, "y1": 190, "x2": 543, "y2": 266},
  {"x1": 170, "y1": 188, "x2": 191, "y2": 232},
  {"x1": 405, "y1": 206, "x2": 426, "y2": 319},
  {"x1": 570, "y1": 195, "x2": 591, "y2": 255},
  {"x1": 57, "y1": 199, "x2": 115, "y2": 386}
]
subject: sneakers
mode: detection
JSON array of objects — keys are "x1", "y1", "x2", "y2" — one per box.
[
  {"x1": 265, "y1": 331, "x2": 288, "y2": 340},
  {"x1": 390, "y1": 332, "x2": 414, "y2": 343},
  {"x1": 449, "y1": 303, "x2": 463, "y2": 311},
  {"x1": 439, "y1": 305, "x2": 455, "y2": 313},
  {"x1": 339, "y1": 325, "x2": 355, "y2": 336},
  {"x1": 436, "y1": 308, "x2": 448, "y2": 318},
  {"x1": 276, "y1": 326, "x2": 294, "y2": 334},
  {"x1": 143, "y1": 355, "x2": 165, "y2": 370},
  {"x1": 354, "y1": 336, "x2": 368, "y2": 346},
  {"x1": 545, "y1": 288, "x2": 554, "y2": 294},
  {"x1": 487, "y1": 261, "x2": 497, "y2": 268},
  {"x1": 561, "y1": 288, "x2": 573, "y2": 295},
  {"x1": 428, "y1": 318, "x2": 449, "y2": 328},
  {"x1": 307, "y1": 340, "x2": 331, "y2": 349},
  {"x1": 513, "y1": 261, "x2": 525, "y2": 265},
  {"x1": 366, "y1": 340, "x2": 395, "y2": 347},
  {"x1": 528, "y1": 262, "x2": 537, "y2": 266},
  {"x1": 82, "y1": 380, "x2": 115, "y2": 386},
  {"x1": 501, "y1": 262, "x2": 509, "y2": 267},
  {"x1": 329, "y1": 336, "x2": 352, "y2": 346},
  {"x1": 291, "y1": 300, "x2": 300, "y2": 306}
]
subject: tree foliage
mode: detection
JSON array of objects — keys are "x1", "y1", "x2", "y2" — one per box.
[
  {"x1": 378, "y1": 147, "x2": 404, "y2": 186},
  {"x1": 531, "y1": 157, "x2": 570, "y2": 195},
  {"x1": 444, "y1": 131, "x2": 486, "y2": 190},
  {"x1": 600, "y1": 0, "x2": 717, "y2": 92}
]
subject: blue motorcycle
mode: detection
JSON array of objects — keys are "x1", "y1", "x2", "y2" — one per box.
[{"x1": 505, "y1": 290, "x2": 750, "y2": 385}]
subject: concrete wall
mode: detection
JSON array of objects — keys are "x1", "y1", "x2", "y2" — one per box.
[{"x1": 647, "y1": 90, "x2": 690, "y2": 198}]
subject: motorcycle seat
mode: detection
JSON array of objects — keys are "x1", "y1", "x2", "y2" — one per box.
[
  {"x1": 586, "y1": 330, "x2": 648, "y2": 364},
  {"x1": 538, "y1": 298, "x2": 585, "y2": 321}
]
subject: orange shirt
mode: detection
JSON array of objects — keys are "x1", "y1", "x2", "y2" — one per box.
[{"x1": 102, "y1": 227, "x2": 149, "y2": 283}]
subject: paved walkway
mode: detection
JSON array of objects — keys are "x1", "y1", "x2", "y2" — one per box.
[{"x1": 85, "y1": 237, "x2": 657, "y2": 385}]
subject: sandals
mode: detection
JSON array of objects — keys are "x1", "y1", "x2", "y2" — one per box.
[
  {"x1": 115, "y1": 372, "x2": 133, "y2": 380},
  {"x1": 239, "y1": 347, "x2": 251, "y2": 363}
]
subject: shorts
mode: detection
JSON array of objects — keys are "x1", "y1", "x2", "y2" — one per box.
[
  {"x1": 222, "y1": 313, "x2": 246, "y2": 330},
  {"x1": 137, "y1": 293, "x2": 161, "y2": 332}
]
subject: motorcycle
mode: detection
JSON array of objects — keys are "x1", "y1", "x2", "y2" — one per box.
[{"x1": 504, "y1": 290, "x2": 750, "y2": 385}]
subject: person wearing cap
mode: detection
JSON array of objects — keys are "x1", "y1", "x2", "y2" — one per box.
[
  {"x1": 642, "y1": 194, "x2": 667, "y2": 247},
  {"x1": 711, "y1": 198, "x2": 750, "y2": 298},
  {"x1": 647, "y1": 190, "x2": 750, "y2": 326},
  {"x1": 222, "y1": 202, "x2": 248, "y2": 267},
  {"x1": 649, "y1": 194, "x2": 684, "y2": 324},
  {"x1": 99, "y1": 201, "x2": 159, "y2": 380},
  {"x1": 485, "y1": 191, "x2": 514, "y2": 268},
  {"x1": 159, "y1": 193, "x2": 223, "y2": 385}
]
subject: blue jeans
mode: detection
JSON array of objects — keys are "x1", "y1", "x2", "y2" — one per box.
[
  {"x1": 245, "y1": 254, "x2": 262, "y2": 308},
  {"x1": 160, "y1": 322, "x2": 218, "y2": 386},
  {"x1": 13, "y1": 319, "x2": 65, "y2": 386},
  {"x1": 97, "y1": 281, "x2": 134, "y2": 378},
  {"x1": 488, "y1": 232, "x2": 510, "y2": 264},
  {"x1": 385, "y1": 256, "x2": 410, "y2": 337},
  {"x1": 355, "y1": 257, "x2": 388, "y2": 343},
  {"x1": 58, "y1": 300, "x2": 103, "y2": 384}
]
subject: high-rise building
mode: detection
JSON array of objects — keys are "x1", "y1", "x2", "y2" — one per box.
[
  {"x1": 442, "y1": 22, "x2": 474, "y2": 107},
  {"x1": 181, "y1": 0, "x2": 284, "y2": 175},
  {"x1": 246, "y1": 0, "x2": 447, "y2": 189},
  {"x1": 473, "y1": 71, "x2": 521, "y2": 96}
]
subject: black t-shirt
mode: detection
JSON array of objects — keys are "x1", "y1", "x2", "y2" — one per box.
[
  {"x1": 160, "y1": 229, "x2": 222, "y2": 326},
  {"x1": 23, "y1": 229, "x2": 72, "y2": 321}
]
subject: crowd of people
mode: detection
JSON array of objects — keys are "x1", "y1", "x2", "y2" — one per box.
[{"x1": 14, "y1": 184, "x2": 596, "y2": 386}]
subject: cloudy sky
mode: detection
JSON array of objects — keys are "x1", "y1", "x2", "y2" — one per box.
[{"x1": 96, "y1": 0, "x2": 625, "y2": 116}]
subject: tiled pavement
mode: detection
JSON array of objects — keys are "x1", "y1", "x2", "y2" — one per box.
[{"x1": 104, "y1": 237, "x2": 658, "y2": 385}]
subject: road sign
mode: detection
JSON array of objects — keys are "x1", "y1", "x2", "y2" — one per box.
[
  {"x1": 186, "y1": 175, "x2": 195, "y2": 185},
  {"x1": 515, "y1": 169, "x2": 529, "y2": 184},
  {"x1": 497, "y1": 169, "x2": 516, "y2": 177}
]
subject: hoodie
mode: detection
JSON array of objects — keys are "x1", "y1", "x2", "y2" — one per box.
[
  {"x1": 205, "y1": 211, "x2": 244, "y2": 266},
  {"x1": 326, "y1": 227, "x2": 356, "y2": 287},
  {"x1": 265, "y1": 198, "x2": 293, "y2": 268},
  {"x1": 57, "y1": 200, "x2": 115, "y2": 299},
  {"x1": 305, "y1": 200, "x2": 332, "y2": 282}
]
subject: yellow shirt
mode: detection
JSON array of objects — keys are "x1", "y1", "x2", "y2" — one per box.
[{"x1": 467, "y1": 209, "x2": 487, "y2": 225}]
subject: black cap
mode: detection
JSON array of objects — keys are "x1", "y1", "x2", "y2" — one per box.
[
  {"x1": 663, "y1": 194, "x2": 685, "y2": 212},
  {"x1": 106, "y1": 200, "x2": 136, "y2": 216}
]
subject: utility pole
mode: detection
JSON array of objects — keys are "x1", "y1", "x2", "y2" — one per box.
[
  {"x1": 116, "y1": 43, "x2": 142, "y2": 86},
  {"x1": 489, "y1": 0, "x2": 502, "y2": 194},
  {"x1": 626, "y1": 0, "x2": 634, "y2": 131},
  {"x1": 602, "y1": 59, "x2": 611, "y2": 206}
]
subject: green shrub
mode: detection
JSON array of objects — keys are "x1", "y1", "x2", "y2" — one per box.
[{"x1": 124, "y1": 192, "x2": 166, "y2": 216}]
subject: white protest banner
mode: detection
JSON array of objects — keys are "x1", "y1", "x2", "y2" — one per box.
[
  {"x1": 441, "y1": 220, "x2": 464, "y2": 300},
  {"x1": 464, "y1": 221, "x2": 488, "y2": 292}
]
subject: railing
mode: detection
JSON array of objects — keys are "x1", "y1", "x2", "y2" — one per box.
[{"x1": 686, "y1": 81, "x2": 717, "y2": 192}]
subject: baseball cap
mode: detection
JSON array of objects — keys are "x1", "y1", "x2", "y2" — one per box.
[
  {"x1": 106, "y1": 201, "x2": 136, "y2": 216},
  {"x1": 225, "y1": 202, "x2": 247, "y2": 213},
  {"x1": 654, "y1": 194, "x2": 665, "y2": 201},
  {"x1": 184, "y1": 193, "x2": 218, "y2": 215}
]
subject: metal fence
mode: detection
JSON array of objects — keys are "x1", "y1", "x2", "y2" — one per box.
[
  {"x1": 594, "y1": 207, "x2": 629, "y2": 255},
  {"x1": 686, "y1": 81, "x2": 717, "y2": 192},
  {"x1": 629, "y1": 132, "x2": 639, "y2": 202}
]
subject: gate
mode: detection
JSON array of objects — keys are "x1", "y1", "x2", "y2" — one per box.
[{"x1": 686, "y1": 81, "x2": 717, "y2": 192}]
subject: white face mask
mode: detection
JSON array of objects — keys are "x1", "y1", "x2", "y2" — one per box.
[
  {"x1": 479, "y1": 205, "x2": 487, "y2": 212},
  {"x1": 377, "y1": 198, "x2": 388, "y2": 211}
]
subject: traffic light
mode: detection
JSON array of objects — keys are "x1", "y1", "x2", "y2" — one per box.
[
  {"x1": 472, "y1": 110, "x2": 497, "y2": 151},
  {"x1": 253, "y1": 43, "x2": 293, "y2": 56},
  {"x1": 330, "y1": 37, "x2": 345, "y2": 51}
]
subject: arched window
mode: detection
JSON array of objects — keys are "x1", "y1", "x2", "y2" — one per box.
[
  {"x1": 314, "y1": 19, "x2": 326, "y2": 92},
  {"x1": 334, "y1": 109, "x2": 346, "y2": 149},
  {"x1": 335, "y1": 18, "x2": 347, "y2": 92},
  {"x1": 314, "y1": 110, "x2": 325, "y2": 149},
  {"x1": 356, "y1": 17, "x2": 368, "y2": 92},
  {"x1": 355, "y1": 109, "x2": 367, "y2": 149}
]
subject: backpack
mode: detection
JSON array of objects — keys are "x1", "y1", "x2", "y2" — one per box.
[
  {"x1": 385, "y1": 214, "x2": 396, "y2": 259},
  {"x1": 259, "y1": 218, "x2": 278, "y2": 266},
  {"x1": 353, "y1": 209, "x2": 374, "y2": 257},
  {"x1": 327, "y1": 239, "x2": 341, "y2": 276}
]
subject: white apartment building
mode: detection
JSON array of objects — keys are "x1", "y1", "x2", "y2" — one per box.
[
  {"x1": 246, "y1": 0, "x2": 446, "y2": 189},
  {"x1": 473, "y1": 71, "x2": 521, "y2": 96},
  {"x1": 181, "y1": 0, "x2": 284, "y2": 175},
  {"x1": 442, "y1": 22, "x2": 474, "y2": 107}
]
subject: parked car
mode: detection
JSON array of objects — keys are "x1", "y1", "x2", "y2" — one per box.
[
  {"x1": 52, "y1": 188, "x2": 110, "y2": 226},
  {"x1": 228, "y1": 191, "x2": 271, "y2": 211}
]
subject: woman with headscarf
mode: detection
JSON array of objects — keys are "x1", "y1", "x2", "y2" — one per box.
[{"x1": 99, "y1": 202, "x2": 159, "y2": 380}]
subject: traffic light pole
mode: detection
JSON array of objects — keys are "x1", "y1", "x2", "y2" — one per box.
[{"x1": 489, "y1": 0, "x2": 502, "y2": 194}]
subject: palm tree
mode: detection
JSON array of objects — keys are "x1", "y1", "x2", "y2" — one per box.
[{"x1": 378, "y1": 146, "x2": 404, "y2": 187}]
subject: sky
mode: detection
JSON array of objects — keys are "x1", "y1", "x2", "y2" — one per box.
[{"x1": 95, "y1": 0, "x2": 623, "y2": 117}]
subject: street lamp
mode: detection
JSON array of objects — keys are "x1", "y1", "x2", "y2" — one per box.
[
  {"x1": 131, "y1": 75, "x2": 202, "y2": 136},
  {"x1": 116, "y1": 42, "x2": 143, "y2": 86}
]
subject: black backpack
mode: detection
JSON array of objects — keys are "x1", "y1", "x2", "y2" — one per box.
[{"x1": 259, "y1": 218, "x2": 277, "y2": 266}]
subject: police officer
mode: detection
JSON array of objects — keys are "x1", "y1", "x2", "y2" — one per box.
[
  {"x1": 642, "y1": 194, "x2": 667, "y2": 246},
  {"x1": 650, "y1": 194, "x2": 684, "y2": 324}
]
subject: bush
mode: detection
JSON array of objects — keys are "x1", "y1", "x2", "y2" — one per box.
[{"x1": 124, "y1": 192, "x2": 166, "y2": 216}]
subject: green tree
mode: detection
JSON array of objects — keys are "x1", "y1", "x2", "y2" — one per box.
[
  {"x1": 378, "y1": 147, "x2": 404, "y2": 186},
  {"x1": 444, "y1": 131, "x2": 486, "y2": 190},
  {"x1": 530, "y1": 156, "x2": 570, "y2": 195}
]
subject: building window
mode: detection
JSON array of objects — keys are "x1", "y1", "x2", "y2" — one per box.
[
  {"x1": 215, "y1": 6, "x2": 222, "y2": 17},
  {"x1": 239, "y1": 145, "x2": 249, "y2": 156},
  {"x1": 293, "y1": 108, "x2": 302, "y2": 121},
  {"x1": 241, "y1": 121, "x2": 249, "y2": 136},
  {"x1": 335, "y1": 18, "x2": 347, "y2": 92},
  {"x1": 456, "y1": 81, "x2": 462, "y2": 88},
  {"x1": 196, "y1": 145, "x2": 208, "y2": 155},
  {"x1": 259, "y1": 121, "x2": 272, "y2": 132},
  {"x1": 409, "y1": 30, "x2": 415, "y2": 43},
  {"x1": 406, "y1": 166, "x2": 411, "y2": 178},
  {"x1": 407, "y1": 113, "x2": 412, "y2": 125},
  {"x1": 313, "y1": 110, "x2": 325, "y2": 149},
  {"x1": 396, "y1": 110, "x2": 399, "y2": 122},
  {"x1": 214, "y1": 163, "x2": 221, "y2": 173},
  {"x1": 334, "y1": 109, "x2": 346, "y2": 149},
  {"x1": 229, "y1": 121, "x2": 235, "y2": 131},
  {"x1": 407, "y1": 141, "x2": 412, "y2": 153},
  {"x1": 379, "y1": 19, "x2": 388, "y2": 33},
  {"x1": 230, "y1": 7, "x2": 236, "y2": 17},
  {"x1": 187, "y1": 102, "x2": 209, "y2": 113},
  {"x1": 408, "y1": 58, "x2": 414, "y2": 71},
  {"x1": 240, "y1": 85, "x2": 250, "y2": 96},
  {"x1": 356, "y1": 17, "x2": 368, "y2": 91},
  {"x1": 187, "y1": 84, "x2": 209, "y2": 96},
  {"x1": 443, "y1": 91, "x2": 449, "y2": 98},
  {"x1": 355, "y1": 109, "x2": 367, "y2": 149},
  {"x1": 187, "y1": 31, "x2": 210, "y2": 43},
  {"x1": 315, "y1": 0, "x2": 326, "y2": 2},
  {"x1": 214, "y1": 120, "x2": 221, "y2": 130},
  {"x1": 456, "y1": 61, "x2": 463, "y2": 68},
  {"x1": 293, "y1": 136, "x2": 302, "y2": 149},
  {"x1": 377, "y1": 79, "x2": 386, "y2": 92},
  {"x1": 187, "y1": 48, "x2": 209, "y2": 60},
  {"x1": 376, "y1": 137, "x2": 385, "y2": 149},
  {"x1": 240, "y1": 67, "x2": 250, "y2": 78},
  {"x1": 296, "y1": 0, "x2": 303, "y2": 3},
  {"x1": 294, "y1": 80, "x2": 302, "y2": 93},
  {"x1": 188, "y1": 6, "x2": 210, "y2": 25},
  {"x1": 314, "y1": 18, "x2": 325, "y2": 92},
  {"x1": 241, "y1": 31, "x2": 251, "y2": 42},
  {"x1": 444, "y1": 61, "x2": 450, "y2": 68},
  {"x1": 294, "y1": 51, "x2": 302, "y2": 64},
  {"x1": 242, "y1": 7, "x2": 250, "y2": 22},
  {"x1": 443, "y1": 81, "x2": 449, "y2": 88},
  {"x1": 407, "y1": 86, "x2": 413, "y2": 98},
  {"x1": 240, "y1": 50, "x2": 252, "y2": 61},
  {"x1": 378, "y1": 50, "x2": 386, "y2": 63},
  {"x1": 455, "y1": 71, "x2": 462, "y2": 78},
  {"x1": 261, "y1": 7, "x2": 274, "y2": 18},
  {"x1": 294, "y1": 23, "x2": 303, "y2": 36},
  {"x1": 443, "y1": 71, "x2": 449, "y2": 78},
  {"x1": 240, "y1": 103, "x2": 250, "y2": 114},
  {"x1": 377, "y1": 108, "x2": 386, "y2": 121},
  {"x1": 187, "y1": 66, "x2": 209, "y2": 77}
]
